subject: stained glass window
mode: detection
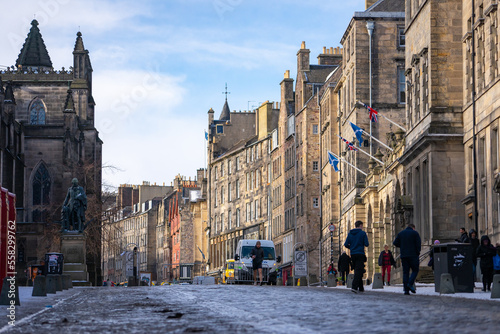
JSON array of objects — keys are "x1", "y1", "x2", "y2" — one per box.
[
  {"x1": 30, "y1": 98, "x2": 46, "y2": 125},
  {"x1": 32, "y1": 164, "x2": 51, "y2": 205}
]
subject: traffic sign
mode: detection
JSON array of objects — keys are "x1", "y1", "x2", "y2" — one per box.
[
  {"x1": 328, "y1": 224, "x2": 336, "y2": 232},
  {"x1": 294, "y1": 251, "x2": 307, "y2": 277}
]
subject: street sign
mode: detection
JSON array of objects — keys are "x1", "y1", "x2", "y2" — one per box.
[
  {"x1": 328, "y1": 224, "x2": 336, "y2": 232},
  {"x1": 294, "y1": 251, "x2": 307, "y2": 277}
]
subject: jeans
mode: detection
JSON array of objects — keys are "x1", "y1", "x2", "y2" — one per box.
[
  {"x1": 381, "y1": 265, "x2": 391, "y2": 283},
  {"x1": 351, "y1": 254, "x2": 366, "y2": 291},
  {"x1": 401, "y1": 256, "x2": 419, "y2": 292}
]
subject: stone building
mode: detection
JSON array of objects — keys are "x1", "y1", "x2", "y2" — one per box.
[
  {"x1": 164, "y1": 173, "x2": 207, "y2": 281},
  {"x1": 207, "y1": 100, "x2": 278, "y2": 276},
  {"x1": 101, "y1": 182, "x2": 172, "y2": 283},
  {"x1": 0, "y1": 20, "x2": 102, "y2": 285},
  {"x1": 270, "y1": 70, "x2": 295, "y2": 281},
  {"x1": 284, "y1": 42, "x2": 342, "y2": 277},
  {"x1": 462, "y1": 0, "x2": 500, "y2": 242},
  {"x1": 402, "y1": 0, "x2": 465, "y2": 246}
]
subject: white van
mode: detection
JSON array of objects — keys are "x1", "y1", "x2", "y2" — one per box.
[{"x1": 233, "y1": 239, "x2": 281, "y2": 284}]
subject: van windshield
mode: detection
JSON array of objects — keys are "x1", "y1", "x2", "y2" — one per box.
[
  {"x1": 227, "y1": 262, "x2": 234, "y2": 269},
  {"x1": 241, "y1": 246, "x2": 275, "y2": 260}
]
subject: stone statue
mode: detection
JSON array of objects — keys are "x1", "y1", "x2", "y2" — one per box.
[{"x1": 61, "y1": 178, "x2": 87, "y2": 232}]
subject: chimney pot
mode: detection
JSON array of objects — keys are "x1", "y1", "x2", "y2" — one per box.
[
  {"x1": 301, "y1": 41, "x2": 306, "y2": 49},
  {"x1": 322, "y1": 46, "x2": 326, "y2": 54},
  {"x1": 284, "y1": 70, "x2": 290, "y2": 78}
]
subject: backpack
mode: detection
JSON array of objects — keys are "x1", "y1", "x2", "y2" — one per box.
[{"x1": 494, "y1": 255, "x2": 500, "y2": 271}]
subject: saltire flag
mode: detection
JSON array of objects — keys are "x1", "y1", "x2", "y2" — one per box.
[
  {"x1": 360, "y1": 102, "x2": 378, "y2": 122},
  {"x1": 339, "y1": 135, "x2": 358, "y2": 151},
  {"x1": 350, "y1": 122, "x2": 364, "y2": 146},
  {"x1": 205, "y1": 131, "x2": 208, "y2": 140},
  {"x1": 327, "y1": 151, "x2": 340, "y2": 172}
]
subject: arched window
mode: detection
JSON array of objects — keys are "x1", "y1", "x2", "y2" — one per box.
[
  {"x1": 29, "y1": 98, "x2": 46, "y2": 125},
  {"x1": 32, "y1": 164, "x2": 51, "y2": 205}
]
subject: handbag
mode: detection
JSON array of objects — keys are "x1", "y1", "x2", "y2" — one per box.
[{"x1": 493, "y1": 254, "x2": 500, "y2": 271}]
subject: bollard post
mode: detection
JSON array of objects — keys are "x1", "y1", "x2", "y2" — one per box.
[
  {"x1": 32, "y1": 275, "x2": 47, "y2": 297},
  {"x1": 61, "y1": 275, "x2": 71, "y2": 290},
  {"x1": 55, "y1": 275, "x2": 63, "y2": 291},
  {"x1": 491, "y1": 274, "x2": 500, "y2": 299},
  {"x1": 372, "y1": 273, "x2": 383, "y2": 289},
  {"x1": 46, "y1": 274, "x2": 57, "y2": 294},
  {"x1": 327, "y1": 274, "x2": 337, "y2": 287},
  {"x1": 346, "y1": 274, "x2": 354, "y2": 289},
  {"x1": 440, "y1": 273, "x2": 455, "y2": 294},
  {"x1": 0, "y1": 277, "x2": 20, "y2": 305}
]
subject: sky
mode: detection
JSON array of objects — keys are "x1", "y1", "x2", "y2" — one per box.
[{"x1": 0, "y1": 0, "x2": 365, "y2": 190}]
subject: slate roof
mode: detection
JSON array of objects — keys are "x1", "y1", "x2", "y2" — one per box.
[
  {"x1": 366, "y1": 0, "x2": 405, "y2": 12},
  {"x1": 219, "y1": 100, "x2": 231, "y2": 121},
  {"x1": 304, "y1": 65, "x2": 339, "y2": 84},
  {"x1": 16, "y1": 20, "x2": 52, "y2": 69}
]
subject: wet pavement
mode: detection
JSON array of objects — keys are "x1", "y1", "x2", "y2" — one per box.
[{"x1": 2, "y1": 284, "x2": 500, "y2": 333}]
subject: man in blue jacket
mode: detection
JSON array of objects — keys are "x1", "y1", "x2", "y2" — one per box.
[
  {"x1": 344, "y1": 220, "x2": 369, "y2": 293},
  {"x1": 393, "y1": 223, "x2": 421, "y2": 295}
]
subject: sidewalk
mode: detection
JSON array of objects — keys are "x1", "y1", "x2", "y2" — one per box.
[
  {"x1": 0, "y1": 286, "x2": 87, "y2": 330},
  {"x1": 329, "y1": 282, "x2": 500, "y2": 301}
]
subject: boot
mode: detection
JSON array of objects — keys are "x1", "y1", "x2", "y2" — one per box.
[{"x1": 487, "y1": 283, "x2": 491, "y2": 292}]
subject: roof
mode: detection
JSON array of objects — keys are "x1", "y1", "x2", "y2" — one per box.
[
  {"x1": 16, "y1": 20, "x2": 53, "y2": 69},
  {"x1": 219, "y1": 100, "x2": 231, "y2": 121},
  {"x1": 304, "y1": 65, "x2": 338, "y2": 83},
  {"x1": 366, "y1": 0, "x2": 405, "y2": 12}
]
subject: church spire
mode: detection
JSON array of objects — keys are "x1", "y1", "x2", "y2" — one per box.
[
  {"x1": 16, "y1": 20, "x2": 53, "y2": 70},
  {"x1": 74, "y1": 31, "x2": 85, "y2": 52},
  {"x1": 219, "y1": 83, "x2": 231, "y2": 121}
]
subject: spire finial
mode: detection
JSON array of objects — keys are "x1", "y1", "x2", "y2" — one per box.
[{"x1": 222, "y1": 83, "x2": 230, "y2": 102}]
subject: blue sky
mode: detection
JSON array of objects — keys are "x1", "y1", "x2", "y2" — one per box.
[{"x1": 1, "y1": 0, "x2": 365, "y2": 189}]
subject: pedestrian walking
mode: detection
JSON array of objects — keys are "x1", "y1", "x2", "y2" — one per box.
[
  {"x1": 338, "y1": 251, "x2": 351, "y2": 286},
  {"x1": 476, "y1": 236, "x2": 496, "y2": 291},
  {"x1": 378, "y1": 245, "x2": 396, "y2": 286},
  {"x1": 344, "y1": 220, "x2": 369, "y2": 293},
  {"x1": 393, "y1": 223, "x2": 421, "y2": 295},
  {"x1": 251, "y1": 241, "x2": 265, "y2": 286},
  {"x1": 455, "y1": 227, "x2": 470, "y2": 243},
  {"x1": 469, "y1": 229, "x2": 480, "y2": 279}
]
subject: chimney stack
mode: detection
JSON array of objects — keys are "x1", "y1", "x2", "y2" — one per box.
[{"x1": 318, "y1": 46, "x2": 343, "y2": 66}]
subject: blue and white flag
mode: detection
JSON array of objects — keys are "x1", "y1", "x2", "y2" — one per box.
[
  {"x1": 204, "y1": 131, "x2": 208, "y2": 140},
  {"x1": 327, "y1": 151, "x2": 340, "y2": 172},
  {"x1": 350, "y1": 122, "x2": 364, "y2": 146}
]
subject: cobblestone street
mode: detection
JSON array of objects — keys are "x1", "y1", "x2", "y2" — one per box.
[{"x1": 2, "y1": 285, "x2": 500, "y2": 333}]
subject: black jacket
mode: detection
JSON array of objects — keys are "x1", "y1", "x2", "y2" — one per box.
[
  {"x1": 338, "y1": 253, "x2": 352, "y2": 272},
  {"x1": 456, "y1": 232, "x2": 470, "y2": 243},
  {"x1": 250, "y1": 246, "x2": 264, "y2": 265},
  {"x1": 378, "y1": 250, "x2": 396, "y2": 267},
  {"x1": 393, "y1": 227, "x2": 421, "y2": 258},
  {"x1": 476, "y1": 236, "x2": 497, "y2": 269},
  {"x1": 470, "y1": 237, "x2": 480, "y2": 262}
]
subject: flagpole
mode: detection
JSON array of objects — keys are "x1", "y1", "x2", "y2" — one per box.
[
  {"x1": 331, "y1": 152, "x2": 368, "y2": 176},
  {"x1": 335, "y1": 134, "x2": 384, "y2": 164},
  {"x1": 360, "y1": 129, "x2": 394, "y2": 152},
  {"x1": 357, "y1": 101, "x2": 406, "y2": 132}
]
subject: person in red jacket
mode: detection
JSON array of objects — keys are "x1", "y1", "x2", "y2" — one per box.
[{"x1": 378, "y1": 244, "x2": 396, "y2": 286}]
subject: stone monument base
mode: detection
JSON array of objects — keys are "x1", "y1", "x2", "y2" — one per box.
[{"x1": 61, "y1": 232, "x2": 91, "y2": 286}]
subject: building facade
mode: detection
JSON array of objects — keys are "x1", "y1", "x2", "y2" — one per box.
[
  {"x1": 0, "y1": 20, "x2": 103, "y2": 285},
  {"x1": 207, "y1": 100, "x2": 278, "y2": 276}
]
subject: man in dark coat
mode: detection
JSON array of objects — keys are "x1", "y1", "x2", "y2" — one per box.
[
  {"x1": 393, "y1": 223, "x2": 421, "y2": 295},
  {"x1": 344, "y1": 220, "x2": 369, "y2": 293},
  {"x1": 338, "y1": 251, "x2": 352, "y2": 286},
  {"x1": 250, "y1": 241, "x2": 265, "y2": 286},
  {"x1": 455, "y1": 227, "x2": 470, "y2": 243}
]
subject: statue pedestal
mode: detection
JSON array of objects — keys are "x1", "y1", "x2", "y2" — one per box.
[{"x1": 61, "y1": 232, "x2": 91, "y2": 286}]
